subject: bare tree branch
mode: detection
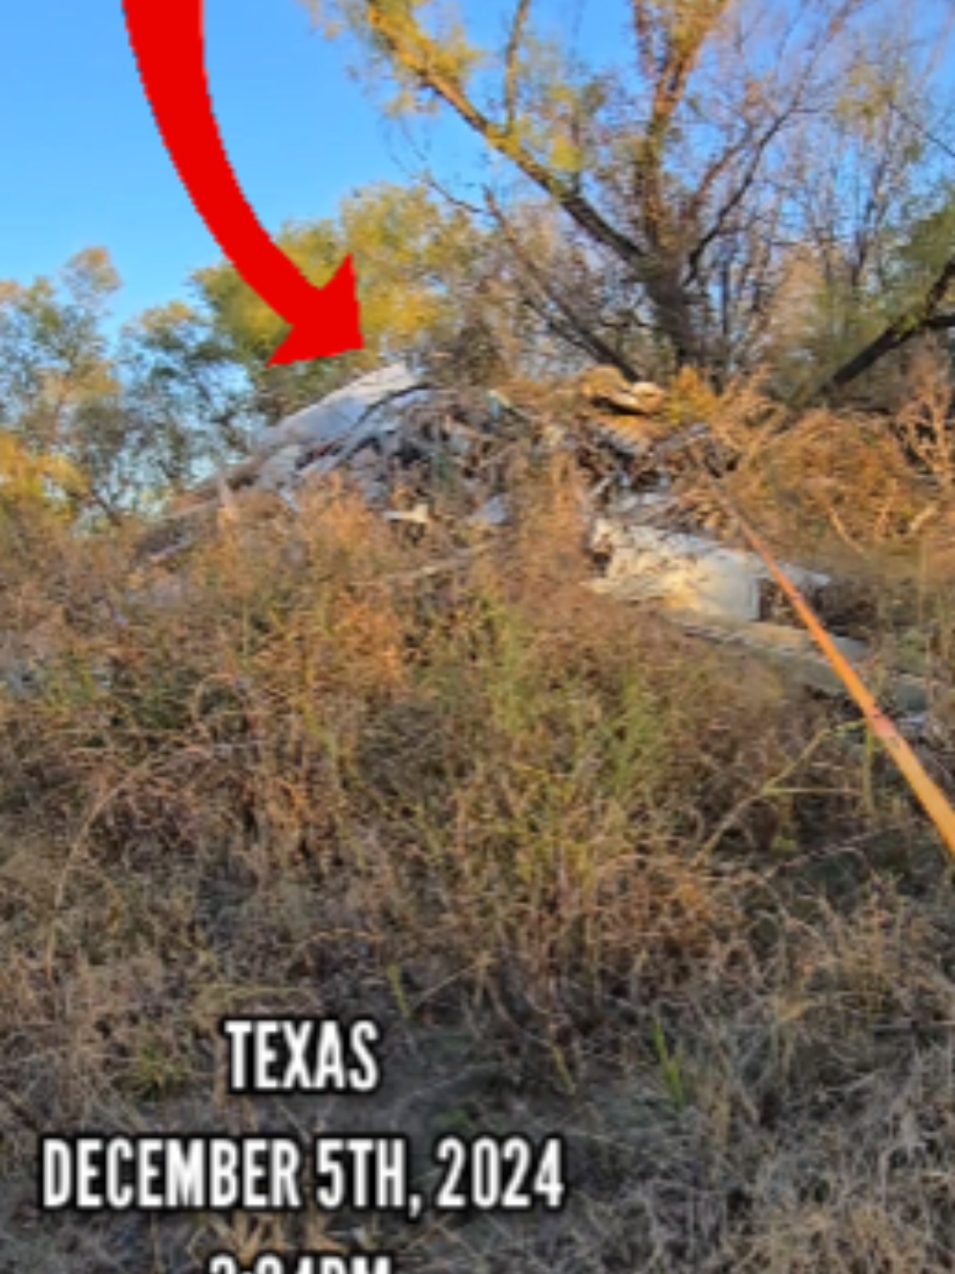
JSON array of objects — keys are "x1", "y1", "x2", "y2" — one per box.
[
  {"x1": 685, "y1": 112, "x2": 789, "y2": 286},
  {"x1": 363, "y1": 3, "x2": 648, "y2": 274},
  {"x1": 811, "y1": 252, "x2": 955, "y2": 398},
  {"x1": 485, "y1": 191, "x2": 642, "y2": 380},
  {"x1": 503, "y1": 0, "x2": 533, "y2": 131}
]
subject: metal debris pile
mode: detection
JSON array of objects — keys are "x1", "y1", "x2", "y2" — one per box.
[
  {"x1": 133, "y1": 362, "x2": 940, "y2": 717},
  {"x1": 2, "y1": 363, "x2": 944, "y2": 729},
  {"x1": 150, "y1": 361, "x2": 826, "y2": 623},
  {"x1": 157, "y1": 361, "x2": 714, "y2": 543},
  {"x1": 164, "y1": 363, "x2": 526, "y2": 532}
]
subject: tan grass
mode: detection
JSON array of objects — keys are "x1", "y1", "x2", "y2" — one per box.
[{"x1": 2, "y1": 427, "x2": 955, "y2": 1271}]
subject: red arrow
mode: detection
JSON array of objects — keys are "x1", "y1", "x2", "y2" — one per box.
[{"x1": 122, "y1": 0, "x2": 364, "y2": 366}]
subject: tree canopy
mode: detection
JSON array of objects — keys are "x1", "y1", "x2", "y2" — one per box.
[{"x1": 298, "y1": 0, "x2": 955, "y2": 395}]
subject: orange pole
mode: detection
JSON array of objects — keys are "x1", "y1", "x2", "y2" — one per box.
[{"x1": 707, "y1": 478, "x2": 955, "y2": 860}]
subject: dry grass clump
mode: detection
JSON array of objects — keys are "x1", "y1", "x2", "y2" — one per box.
[
  {"x1": 660, "y1": 367, "x2": 955, "y2": 709},
  {"x1": 700, "y1": 357, "x2": 955, "y2": 567},
  {"x1": 2, "y1": 449, "x2": 955, "y2": 1271},
  {"x1": 727, "y1": 408, "x2": 935, "y2": 556},
  {"x1": 642, "y1": 357, "x2": 951, "y2": 572}
]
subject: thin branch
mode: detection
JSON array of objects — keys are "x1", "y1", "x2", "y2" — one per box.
[
  {"x1": 685, "y1": 112, "x2": 789, "y2": 285},
  {"x1": 485, "y1": 190, "x2": 642, "y2": 380},
  {"x1": 503, "y1": 0, "x2": 533, "y2": 131},
  {"x1": 363, "y1": 2, "x2": 648, "y2": 273},
  {"x1": 887, "y1": 97, "x2": 955, "y2": 163}
]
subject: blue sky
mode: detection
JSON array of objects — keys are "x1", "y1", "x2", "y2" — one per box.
[
  {"x1": 1, "y1": 0, "x2": 639, "y2": 334},
  {"x1": 3, "y1": 1, "x2": 950, "y2": 338},
  {"x1": 1, "y1": 0, "x2": 485, "y2": 329}
]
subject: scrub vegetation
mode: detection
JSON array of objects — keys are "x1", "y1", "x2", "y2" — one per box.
[{"x1": 3, "y1": 2, "x2": 955, "y2": 1269}]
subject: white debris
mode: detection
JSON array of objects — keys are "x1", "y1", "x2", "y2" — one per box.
[
  {"x1": 660, "y1": 611, "x2": 928, "y2": 712},
  {"x1": 253, "y1": 362, "x2": 424, "y2": 459},
  {"x1": 384, "y1": 503, "x2": 431, "y2": 526},
  {"x1": 467, "y1": 495, "x2": 510, "y2": 528},
  {"x1": 603, "y1": 489, "x2": 675, "y2": 519},
  {"x1": 255, "y1": 444, "x2": 306, "y2": 493},
  {"x1": 590, "y1": 521, "x2": 830, "y2": 623}
]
